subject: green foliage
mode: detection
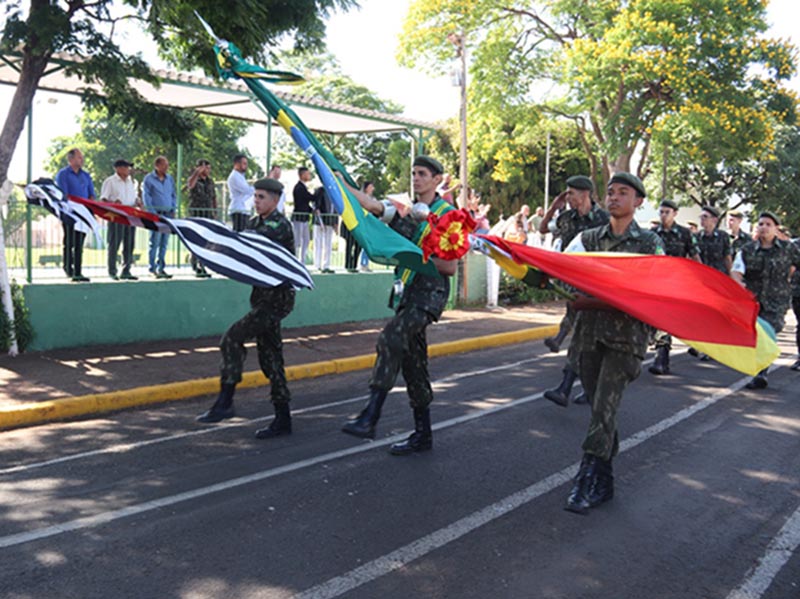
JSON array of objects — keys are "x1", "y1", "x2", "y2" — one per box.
[
  {"x1": 498, "y1": 271, "x2": 558, "y2": 306},
  {"x1": 0, "y1": 280, "x2": 34, "y2": 353}
]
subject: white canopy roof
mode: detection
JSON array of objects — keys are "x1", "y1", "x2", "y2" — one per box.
[{"x1": 0, "y1": 51, "x2": 437, "y2": 136}]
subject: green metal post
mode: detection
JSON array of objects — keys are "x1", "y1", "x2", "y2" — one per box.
[{"x1": 26, "y1": 106, "x2": 33, "y2": 283}]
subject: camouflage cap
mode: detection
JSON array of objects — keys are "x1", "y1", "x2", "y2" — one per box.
[
  {"x1": 253, "y1": 178, "x2": 283, "y2": 194},
  {"x1": 608, "y1": 172, "x2": 646, "y2": 197}
]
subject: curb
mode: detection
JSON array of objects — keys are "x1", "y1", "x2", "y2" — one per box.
[{"x1": 0, "y1": 324, "x2": 558, "y2": 430}]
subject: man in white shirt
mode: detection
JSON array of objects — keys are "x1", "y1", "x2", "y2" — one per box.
[
  {"x1": 227, "y1": 153, "x2": 253, "y2": 231},
  {"x1": 100, "y1": 159, "x2": 140, "y2": 280},
  {"x1": 268, "y1": 164, "x2": 286, "y2": 214}
]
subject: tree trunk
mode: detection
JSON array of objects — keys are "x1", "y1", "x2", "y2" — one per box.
[{"x1": 0, "y1": 51, "x2": 50, "y2": 186}]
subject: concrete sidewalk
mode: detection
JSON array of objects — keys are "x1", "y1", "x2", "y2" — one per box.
[{"x1": 0, "y1": 305, "x2": 564, "y2": 430}]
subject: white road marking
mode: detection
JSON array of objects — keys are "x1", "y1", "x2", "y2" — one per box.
[
  {"x1": 0, "y1": 365, "x2": 734, "y2": 558},
  {"x1": 726, "y1": 503, "x2": 800, "y2": 599},
  {"x1": 0, "y1": 355, "x2": 550, "y2": 476}
]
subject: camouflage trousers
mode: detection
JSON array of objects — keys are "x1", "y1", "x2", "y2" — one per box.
[
  {"x1": 219, "y1": 297, "x2": 294, "y2": 404},
  {"x1": 578, "y1": 343, "x2": 642, "y2": 461},
  {"x1": 369, "y1": 304, "x2": 435, "y2": 409}
]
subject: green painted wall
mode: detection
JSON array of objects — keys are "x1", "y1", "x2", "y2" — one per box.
[{"x1": 23, "y1": 272, "x2": 397, "y2": 351}]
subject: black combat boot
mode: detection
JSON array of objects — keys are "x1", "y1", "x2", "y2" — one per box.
[
  {"x1": 342, "y1": 388, "x2": 387, "y2": 439},
  {"x1": 544, "y1": 322, "x2": 570, "y2": 353},
  {"x1": 390, "y1": 407, "x2": 433, "y2": 455},
  {"x1": 745, "y1": 368, "x2": 769, "y2": 389},
  {"x1": 544, "y1": 368, "x2": 577, "y2": 407},
  {"x1": 196, "y1": 383, "x2": 236, "y2": 423},
  {"x1": 255, "y1": 403, "x2": 292, "y2": 439},
  {"x1": 586, "y1": 456, "x2": 614, "y2": 508},
  {"x1": 564, "y1": 454, "x2": 598, "y2": 514},
  {"x1": 573, "y1": 391, "x2": 589, "y2": 405},
  {"x1": 648, "y1": 346, "x2": 670, "y2": 375}
]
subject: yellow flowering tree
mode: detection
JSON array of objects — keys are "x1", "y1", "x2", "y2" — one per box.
[{"x1": 399, "y1": 0, "x2": 797, "y2": 195}]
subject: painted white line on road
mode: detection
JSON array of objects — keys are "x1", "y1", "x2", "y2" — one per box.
[
  {"x1": 726, "y1": 502, "x2": 800, "y2": 599},
  {"x1": 0, "y1": 355, "x2": 548, "y2": 477},
  {"x1": 293, "y1": 375, "x2": 752, "y2": 599},
  {"x1": 0, "y1": 386, "x2": 550, "y2": 549}
]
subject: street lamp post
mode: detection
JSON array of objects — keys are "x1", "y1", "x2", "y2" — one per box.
[{"x1": 448, "y1": 31, "x2": 468, "y2": 209}]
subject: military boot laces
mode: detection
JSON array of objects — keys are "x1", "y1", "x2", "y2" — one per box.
[{"x1": 564, "y1": 454, "x2": 598, "y2": 514}]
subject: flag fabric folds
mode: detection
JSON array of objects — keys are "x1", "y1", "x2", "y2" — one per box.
[
  {"x1": 24, "y1": 184, "x2": 314, "y2": 290},
  {"x1": 25, "y1": 179, "x2": 101, "y2": 242},
  {"x1": 476, "y1": 235, "x2": 779, "y2": 376},
  {"x1": 212, "y1": 39, "x2": 439, "y2": 278}
]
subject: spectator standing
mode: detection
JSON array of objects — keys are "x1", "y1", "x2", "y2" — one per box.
[
  {"x1": 54, "y1": 147, "x2": 94, "y2": 282},
  {"x1": 186, "y1": 158, "x2": 217, "y2": 278},
  {"x1": 227, "y1": 154, "x2": 253, "y2": 232},
  {"x1": 312, "y1": 186, "x2": 337, "y2": 273},
  {"x1": 142, "y1": 155, "x2": 176, "y2": 279},
  {"x1": 268, "y1": 164, "x2": 286, "y2": 213},
  {"x1": 100, "y1": 158, "x2": 140, "y2": 280},
  {"x1": 732, "y1": 211, "x2": 800, "y2": 388},
  {"x1": 292, "y1": 167, "x2": 315, "y2": 265},
  {"x1": 196, "y1": 178, "x2": 298, "y2": 439},
  {"x1": 528, "y1": 206, "x2": 545, "y2": 246}
]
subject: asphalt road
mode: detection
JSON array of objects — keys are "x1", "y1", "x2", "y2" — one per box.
[{"x1": 1, "y1": 335, "x2": 799, "y2": 599}]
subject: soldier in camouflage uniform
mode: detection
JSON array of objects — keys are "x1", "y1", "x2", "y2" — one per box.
[
  {"x1": 727, "y1": 209, "x2": 751, "y2": 255},
  {"x1": 186, "y1": 159, "x2": 217, "y2": 277},
  {"x1": 732, "y1": 211, "x2": 800, "y2": 388},
  {"x1": 648, "y1": 199, "x2": 701, "y2": 375},
  {"x1": 197, "y1": 178, "x2": 298, "y2": 439},
  {"x1": 562, "y1": 172, "x2": 665, "y2": 514},
  {"x1": 539, "y1": 175, "x2": 610, "y2": 407},
  {"x1": 696, "y1": 205, "x2": 732, "y2": 274},
  {"x1": 340, "y1": 156, "x2": 458, "y2": 456}
]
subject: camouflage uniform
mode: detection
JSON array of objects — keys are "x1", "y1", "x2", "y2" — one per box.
[
  {"x1": 730, "y1": 230, "x2": 751, "y2": 255},
  {"x1": 219, "y1": 210, "x2": 296, "y2": 405},
  {"x1": 737, "y1": 238, "x2": 800, "y2": 334},
  {"x1": 651, "y1": 223, "x2": 699, "y2": 350},
  {"x1": 571, "y1": 221, "x2": 664, "y2": 460},
  {"x1": 554, "y1": 203, "x2": 611, "y2": 364},
  {"x1": 697, "y1": 229, "x2": 732, "y2": 274},
  {"x1": 369, "y1": 208, "x2": 451, "y2": 409},
  {"x1": 188, "y1": 176, "x2": 217, "y2": 273}
]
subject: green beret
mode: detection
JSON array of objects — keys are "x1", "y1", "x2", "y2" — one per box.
[
  {"x1": 759, "y1": 210, "x2": 780, "y2": 226},
  {"x1": 608, "y1": 172, "x2": 646, "y2": 198},
  {"x1": 728, "y1": 209, "x2": 743, "y2": 218},
  {"x1": 253, "y1": 178, "x2": 283, "y2": 194},
  {"x1": 566, "y1": 175, "x2": 594, "y2": 191},
  {"x1": 660, "y1": 199, "x2": 678, "y2": 211},
  {"x1": 701, "y1": 205, "x2": 720, "y2": 219},
  {"x1": 413, "y1": 155, "x2": 444, "y2": 175}
]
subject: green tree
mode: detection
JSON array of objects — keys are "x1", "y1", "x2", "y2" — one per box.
[
  {"x1": 398, "y1": 0, "x2": 797, "y2": 192},
  {"x1": 0, "y1": 0, "x2": 356, "y2": 189}
]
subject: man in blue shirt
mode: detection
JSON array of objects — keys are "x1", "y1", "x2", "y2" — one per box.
[
  {"x1": 142, "y1": 155, "x2": 177, "y2": 278},
  {"x1": 54, "y1": 147, "x2": 94, "y2": 282}
]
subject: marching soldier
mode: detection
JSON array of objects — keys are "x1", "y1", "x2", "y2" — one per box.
[
  {"x1": 648, "y1": 199, "x2": 701, "y2": 375},
  {"x1": 538, "y1": 175, "x2": 609, "y2": 407},
  {"x1": 196, "y1": 178, "x2": 298, "y2": 439},
  {"x1": 732, "y1": 211, "x2": 800, "y2": 389},
  {"x1": 727, "y1": 209, "x2": 750, "y2": 255},
  {"x1": 561, "y1": 172, "x2": 664, "y2": 514},
  {"x1": 696, "y1": 205, "x2": 732, "y2": 274},
  {"x1": 340, "y1": 156, "x2": 458, "y2": 455}
]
